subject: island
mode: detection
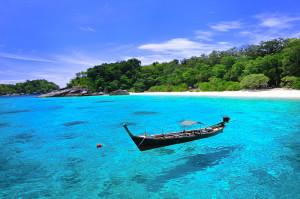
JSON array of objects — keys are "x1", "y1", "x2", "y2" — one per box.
[
  {"x1": 1, "y1": 38, "x2": 299, "y2": 98},
  {"x1": 65, "y1": 38, "x2": 300, "y2": 94},
  {"x1": 0, "y1": 79, "x2": 59, "y2": 96}
]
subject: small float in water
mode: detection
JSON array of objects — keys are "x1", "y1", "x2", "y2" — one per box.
[{"x1": 123, "y1": 117, "x2": 230, "y2": 151}]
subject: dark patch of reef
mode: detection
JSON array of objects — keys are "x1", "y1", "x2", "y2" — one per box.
[{"x1": 62, "y1": 121, "x2": 88, "y2": 127}]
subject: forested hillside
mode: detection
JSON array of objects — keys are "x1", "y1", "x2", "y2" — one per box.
[
  {"x1": 68, "y1": 38, "x2": 299, "y2": 92},
  {"x1": 67, "y1": 38, "x2": 300, "y2": 92},
  {"x1": 0, "y1": 79, "x2": 60, "y2": 95}
]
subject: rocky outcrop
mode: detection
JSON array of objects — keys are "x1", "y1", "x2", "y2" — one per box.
[
  {"x1": 109, "y1": 89, "x2": 130, "y2": 96},
  {"x1": 37, "y1": 87, "x2": 130, "y2": 98},
  {"x1": 37, "y1": 87, "x2": 104, "y2": 98}
]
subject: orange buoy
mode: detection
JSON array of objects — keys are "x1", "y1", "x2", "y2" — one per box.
[{"x1": 97, "y1": 143, "x2": 102, "y2": 148}]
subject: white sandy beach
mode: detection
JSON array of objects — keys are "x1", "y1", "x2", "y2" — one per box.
[{"x1": 130, "y1": 88, "x2": 300, "y2": 99}]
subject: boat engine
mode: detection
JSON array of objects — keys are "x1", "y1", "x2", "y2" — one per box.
[{"x1": 223, "y1": 117, "x2": 230, "y2": 123}]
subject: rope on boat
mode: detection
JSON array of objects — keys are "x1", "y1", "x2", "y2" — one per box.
[{"x1": 128, "y1": 136, "x2": 146, "y2": 151}]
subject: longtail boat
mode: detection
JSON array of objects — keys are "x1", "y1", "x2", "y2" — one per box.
[{"x1": 123, "y1": 117, "x2": 230, "y2": 151}]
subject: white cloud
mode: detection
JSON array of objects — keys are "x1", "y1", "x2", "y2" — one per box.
[
  {"x1": 218, "y1": 42, "x2": 229, "y2": 45},
  {"x1": 79, "y1": 26, "x2": 95, "y2": 32},
  {"x1": 137, "y1": 38, "x2": 233, "y2": 64},
  {"x1": 239, "y1": 31, "x2": 251, "y2": 35},
  {"x1": 210, "y1": 21, "x2": 241, "y2": 31},
  {"x1": 139, "y1": 38, "x2": 205, "y2": 52},
  {"x1": 56, "y1": 55, "x2": 96, "y2": 66},
  {"x1": 0, "y1": 69, "x2": 14, "y2": 75},
  {"x1": 255, "y1": 13, "x2": 300, "y2": 29},
  {"x1": 239, "y1": 30, "x2": 298, "y2": 44},
  {"x1": 237, "y1": 13, "x2": 300, "y2": 44},
  {"x1": 0, "y1": 52, "x2": 54, "y2": 62},
  {"x1": 194, "y1": 30, "x2": 214, "y2": 41},
  {"x1": 55, "y1": 51, "x2": 110, "y2": 66},
  {"x1": 139, "y1": 38, "x2": 232, "y2": 53}
]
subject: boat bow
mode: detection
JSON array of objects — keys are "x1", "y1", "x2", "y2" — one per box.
[{"x1": 123, "y1": 123, "x2": 134, "y2": 137}]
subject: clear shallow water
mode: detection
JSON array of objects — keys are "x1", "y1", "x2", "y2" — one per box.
[{"x1": 0, "y1": 95, "x2": 299, "y2": 198}]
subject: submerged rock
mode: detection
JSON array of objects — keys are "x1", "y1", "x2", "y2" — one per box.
[{"x1": 109, "y1": 89, "x2": 129, "y2": 96}]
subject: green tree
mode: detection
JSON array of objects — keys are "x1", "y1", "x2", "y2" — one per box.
[
  {"x1": 208, "y1": 50, "x2": 221, "y2": 66},
  {"x1": 238, "y1": 45, "x2": 260, "y2": 58},
  {"x1": 0, "y1": 80, "x2": 59, "y2": 95},
  {"x1": 240, "y1": 74, "x2": 269, "y2": 89},
  {"x1": 195, "y1": 64, "x2": 212, "y2": 82},
  {"x1": 133, "y1": 82, "x2": 145, "y2": 92},
  {"x1": 281, "y1": 38, "x2": 300, "y2": 77},
  {"x1": 258, "y1": 38, "x2": 288, "y2": 56},
  {"x1": 212, "y1": 64, "x2": 226, "y2": 78},
  {"x1": 221, "y1": 56, "x2": 236, "y2": 70},
  {"x1": 229, "y1": 56, "x2": 250, "y2": 81},
  {"x1": 182, "y1": 68, "x2": 199, "y2": 86},
  {"x1": 280, "y1": 76, "x2": 300, "y2": 88}
]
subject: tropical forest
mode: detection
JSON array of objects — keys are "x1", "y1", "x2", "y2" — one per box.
[
  {"x1": 67, "y1": 38, "x2": 300, "y2": 92},
  {"x1": 0, "y1": 79, "x2": 59, "y2": 95}
]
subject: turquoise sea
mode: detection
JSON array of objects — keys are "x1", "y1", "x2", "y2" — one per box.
[{"x1": 0, "y1": 95, "x2": 299, "y2": 198}]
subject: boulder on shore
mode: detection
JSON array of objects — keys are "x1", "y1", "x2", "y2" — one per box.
[
  {"x1": 36, "y1": 87, "x2": 104, "y2": 98},
  {"x1": 109, "y1": 89, "x2": 130, "y2": 96}
]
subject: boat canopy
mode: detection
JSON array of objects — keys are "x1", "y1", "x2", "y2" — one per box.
[{"x1": 180, "y1": 120, "x2": 203, "y2": 126}]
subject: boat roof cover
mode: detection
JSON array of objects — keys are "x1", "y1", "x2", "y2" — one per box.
[{"x1": 180, "y1": 120, "x2": 203, "y2": 126}]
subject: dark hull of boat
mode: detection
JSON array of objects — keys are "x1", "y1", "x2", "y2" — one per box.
[{"x1": 131, "y1": 128, "x2": 224, "y2": 151}]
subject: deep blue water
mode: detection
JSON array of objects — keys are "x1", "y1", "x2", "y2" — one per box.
[{"x1": 0, "y1": 95, "x2": 299, "y2": 198}]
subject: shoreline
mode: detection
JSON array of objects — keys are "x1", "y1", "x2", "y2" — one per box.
[{"x1": 130, "y1": 88, "x2": 300, "y2": 99}]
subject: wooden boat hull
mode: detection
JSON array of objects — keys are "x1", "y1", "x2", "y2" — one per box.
[
  {"x1": 131, "y1": 128, "x2": 224, "y2": 151},
  {"x1": 123, "y1": 119, "x2": 228, "y2": 151}
]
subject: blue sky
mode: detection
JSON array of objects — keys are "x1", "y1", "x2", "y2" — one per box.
[{"x1": 1, "y1": 0, "x2": 300, "y2": 87}]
